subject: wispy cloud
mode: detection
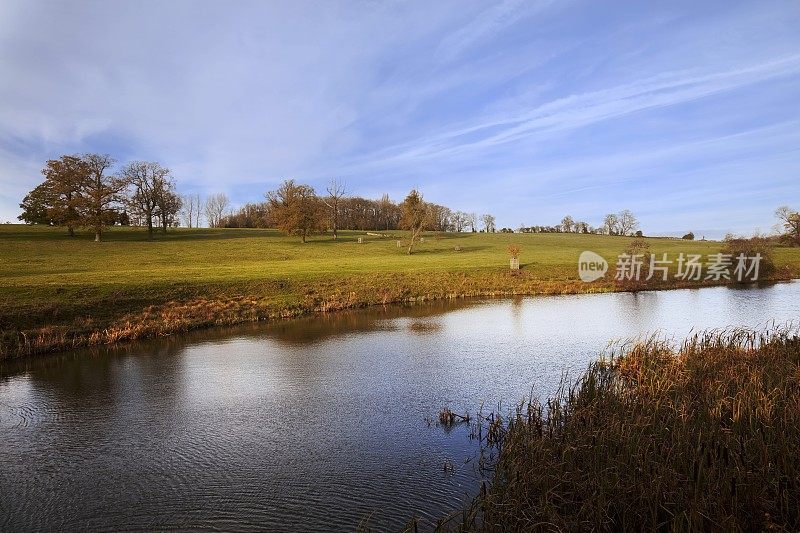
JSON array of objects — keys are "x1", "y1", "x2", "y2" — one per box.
[{"x1": 0, "y1": 0, "x2": 798, "y2": 236}]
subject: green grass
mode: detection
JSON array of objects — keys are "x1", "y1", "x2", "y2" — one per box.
[{"x1": 2, "y1": 224, "x2": 799, "y2": 357}]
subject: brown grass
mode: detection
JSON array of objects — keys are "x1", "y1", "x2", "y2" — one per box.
[{"x1": 439, "y1": 326, "x2": 800, "y2": 531}]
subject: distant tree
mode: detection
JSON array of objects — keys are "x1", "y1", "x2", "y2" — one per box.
[
  {"x1": 616, "y1": 210, "x2": 639, "y2": 236},
  {"x1": 481, "y1": 214, "x2": 496, "y2": 233},
  {"x1": 323, "y1": 178, "x2": 346, "y2": 240},
  {"x1": 400, "y1": 189, "x2": 430, "y2": 255},
  {"x1": 603, "y1": 213, "x2": 618, "y2": 235},
  {"x1": 682, "y1": 232, "x2": 695, "y2": 240},
  {"x1": 453, "y1": 211, "x2": 468, "y2": 232},
  {"x1": 266, "y1": 180, "x2": 321, "y2": 242},
  {"x1": 775, "y1": 205, "x2": 800, "y2": 246},
  {"x1": 81, "y1": 154, "x2": 123, "y2": 242},
  {"x1": 180, "y1": 194, "x2": 202, "y2": 228},
  {"x1": 121, "y1": 161, "x2": 172, "y2": 240},
  {"x1": 377, "y1": 193, "x2": 394, "y2": 230},
  {"x1": 561, "y1": 215, "x2": 575, "y2": 233},
  {"x1": 428, "y1": 204, "x2": 452, "y2": 231},
  {"x1": 155, "y1": 180, "x2": 182, "y2": 233},
  {"x1": 467, "y1": 212, "x2": 477, "y2": 233},
  {"x1": 575, "y1": 221, "x2": 589, "y2": 234},
  {"x1": 205, "y1": 193, "x2": 230, "y2": 229}
]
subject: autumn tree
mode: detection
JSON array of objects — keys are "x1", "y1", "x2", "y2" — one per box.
[
  {"x1": 204, "y1": 193, "x2": 230, "y2": 228},
  {"x1": 80, "y1": 154, "x2": 123, "y2": 242},
  {"x1": 323, "y1": 178, "x2": 346, "y2": 240},
  {"x1": 266, "y1": 180, "x2": 322, "y2": 243},
  {"x1": 19, "y1": 155, "x2": 88, "y2": 235},
  {"x1": 775, "y1": 205, "x2": 800, "y2": 246},
  {"x1": 400, "y1": 189, "x2": 430, "y2": 255}
]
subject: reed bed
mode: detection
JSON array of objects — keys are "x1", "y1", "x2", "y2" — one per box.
[{"x1": 436, "y1": 325, "x2": 800, "y2": 532}]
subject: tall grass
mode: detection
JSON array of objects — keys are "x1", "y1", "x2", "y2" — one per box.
[{"x1": 446, "y1": 325, "x2": 800, "y2": 531}]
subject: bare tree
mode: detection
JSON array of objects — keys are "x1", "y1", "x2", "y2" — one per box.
[
  {"x1": 467, "y1": 212, "x2": 477, "y2": 233},
  {"x1": 378, "y1": 193, "x2": 393, "y2": 230},
  {"x1": 155, "y1": 180, "x2": 182, "y2": 233},
  {"x1": 561, "y1": 215, "x2": 575, "y2": 233},
  {"x1": 180, "y1": 194, "x2": 201, "y2": 228},
  {"x1": 80, "y1": 154, "x2": 123, "y2": 242},
  {"x1": 400, "y1": 189, "x2": 430, "y2": 254},
  {"x1": 323, "y1": 178, "x2": 346, "y2": 240},
  {"x1": 451, "y1": 211, "x2": 467, "y2": 232},
  {"x1": 603, "y1": 213, "x2": 618, "y2": 235},
  {"x1": 616, "y1": 209, "x2": 639, "y2": 236},
  {"x1": 481, "y1": 214, "x2": 496, "y2": 233},
  {"x1": 205, "y1": 193, "x2": 230, "y2": 228},
  {"x1": 121, "y1": 161, "x2": 171, "y2": 240}
]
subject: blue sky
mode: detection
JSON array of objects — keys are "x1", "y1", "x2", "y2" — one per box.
[{"x1": 1, "y1": 0, "x2": 798, "y2": 237}]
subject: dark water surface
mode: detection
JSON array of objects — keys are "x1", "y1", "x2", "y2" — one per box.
[{"x1": 2, "y1": 282, "x2": 799, "y2": 531}]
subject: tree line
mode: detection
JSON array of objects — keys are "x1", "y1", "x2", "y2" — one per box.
[
  {"x1": 19, "y1": 154, "x2": 183, "y2": 241},
  {"x1": 219, "y1": 179, "x2": 495, "y2": 235},
  {"x1": 17, "y1": 156, "x2": 501, "y2": 245},
  {"x1": 517, "y1": 210, "x2": 641, "y2": 236}
]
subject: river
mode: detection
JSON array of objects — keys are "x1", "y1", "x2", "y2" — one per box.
[{"x1": 1, "y1": 282, "x2": 799, "y2": 531}]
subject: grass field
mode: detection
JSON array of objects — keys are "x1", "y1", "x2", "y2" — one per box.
[{"x1": 3, "y1": 224, "x2": 800, "y2": 358}]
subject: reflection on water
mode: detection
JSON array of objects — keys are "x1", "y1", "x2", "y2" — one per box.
[{"x1": 1, "y1": 282, "x2": 799, "y2": 531}]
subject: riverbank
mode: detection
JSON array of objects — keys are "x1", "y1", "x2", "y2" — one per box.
[
  {"x1": 3, "y1": 225, "x2": 800, "y2": 359},
  {"x1": 447, "y1": 325, "x2": 800, "y2": 531}
]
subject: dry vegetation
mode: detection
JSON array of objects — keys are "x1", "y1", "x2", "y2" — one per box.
[{"x1": 431, "y1": 326, "x2": 800, "y2": 532}]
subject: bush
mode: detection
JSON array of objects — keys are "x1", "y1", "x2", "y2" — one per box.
[
  {"x1": 682, "y1": 231, "x2": 695, "y2": 240},
  {"x1": 722, "y1": 235, "x2": 775, "y2": 279}
]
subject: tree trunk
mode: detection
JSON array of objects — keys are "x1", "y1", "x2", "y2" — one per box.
[
  {"x1": 68, "y1": 225, "x2": 75, "y2": 237},
  {"x1": 147, "y1": 214, "x2": 154, "y2": 241},
  {"x1": 95, "y1": 226, "x2": 101, "y2": 242}
]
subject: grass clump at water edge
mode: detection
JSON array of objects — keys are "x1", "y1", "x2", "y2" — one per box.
[{"x1": 420, "y1": 325, "x2": 800, "y2": 532}]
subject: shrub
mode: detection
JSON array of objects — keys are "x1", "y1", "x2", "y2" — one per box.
[
  {"x1": 682, "y1": 231, "x2": 695, "y2": 240},
  {"x1": 722, "y1": 235, "x2": 775, "y2": 279}
]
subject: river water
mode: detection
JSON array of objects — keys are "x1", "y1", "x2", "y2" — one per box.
[{"x1": 2, "y1": 282, "x2": 799, "y2": 531}]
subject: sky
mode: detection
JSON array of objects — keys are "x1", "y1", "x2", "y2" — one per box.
[{"x1": 1, "y1": 0, "x2": 799, "y2": 238}]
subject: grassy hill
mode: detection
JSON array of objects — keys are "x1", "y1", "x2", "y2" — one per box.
[{"x1": 2, "y1": 224, "x2": 799, "y2": 358}]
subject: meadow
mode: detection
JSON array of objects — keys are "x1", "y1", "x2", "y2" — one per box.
[{"x1": 2, "y1": 224, "x2": 800, "y2": 358}]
